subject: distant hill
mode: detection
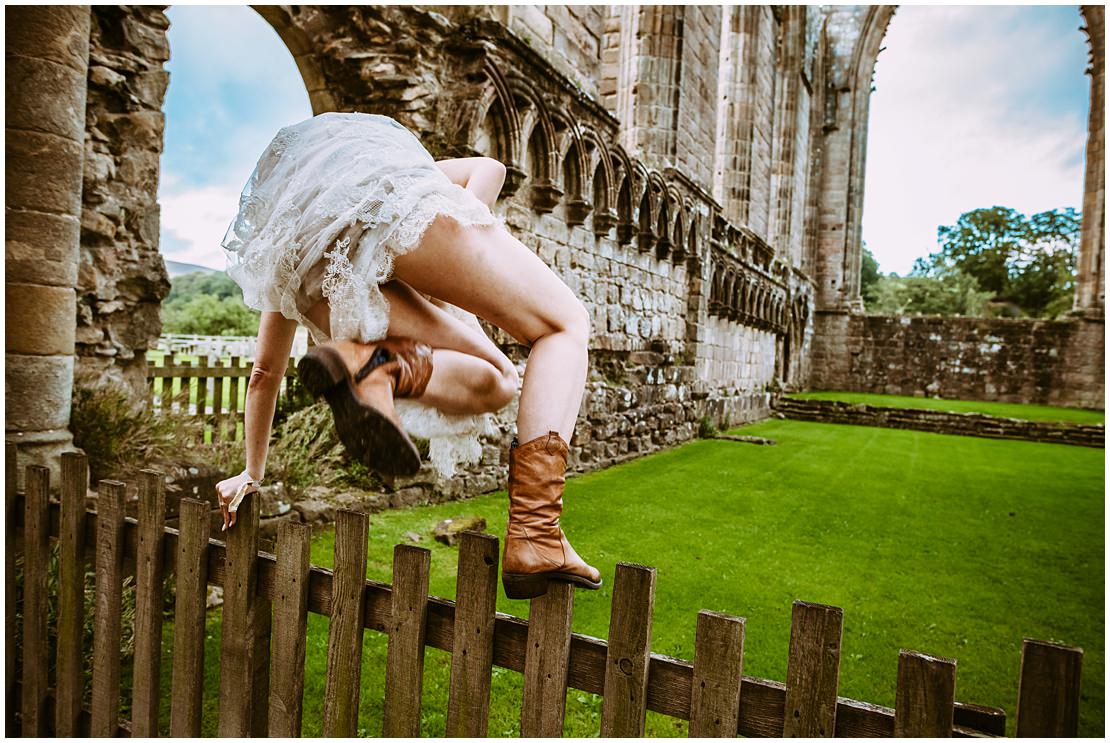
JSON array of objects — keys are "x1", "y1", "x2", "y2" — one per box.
[{"x1": 165, "y1": 259, "x2": 219, "y2": 278}]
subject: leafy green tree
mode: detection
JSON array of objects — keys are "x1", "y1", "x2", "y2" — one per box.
[
  {"x1": 916, "y1": 206, "x2": 1079, "y2": 317},
  {"x1": 161, "y1": 270, "x2": 259, "y2": 336},
  {"x1": 860, "y1": 244, "x2": 882, "y2": 304},
  {"x1": 867, "y1": 269, "x2": 994, "y2": 317}
]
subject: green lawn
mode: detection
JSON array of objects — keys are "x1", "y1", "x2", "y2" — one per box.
[
  {"x1": 150, "y1": 420, "x2": 1103, "y2": 736},
  {"x1": 790, "y1": 391, "x2": 1105, "y2": 424}
]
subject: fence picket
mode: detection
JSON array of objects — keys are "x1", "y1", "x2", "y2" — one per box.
[
  {"x1": 1015, "y1": 638, "x2": 1083, "y2": 737},
  {"x1": 520, "y1": 581, "x2": 576, "y2": 737},
  {"x1": 161, "y1": 353, "x2": 174, "y2": 412},
  {"x1": 170, "y1": 498, "x2": 210, "y2": 737},
  {"x1": 219, "y1": 489, "x2": 266, "y2": 736},
  {"x1": 601, "y1": 563, "x2": 657, "y2": 736},
  {"x1": 894, "y1": 649, "x2": 957, "y2": 736},
  {"x1": 213, "y1": 358, "x2": 225, "y2": 443},
  {"x1": 5, "y1": 444, "x2": 18, "y2": 736},
  {"x1": 269, "y1": 521, "x2": 312, "y2": 737},
  {"x1": 323, "y1": 509, "x2": 369, "y2": 737},
  {"x1": 56, "y1": 453, "x2": 88, "y2": 737},
  {"x1": 782, "y1": 600, "x2": 843, "y2": 737},
  {"x1": 21, "y1": 465, "x2": 50, "y2": 737},
  {"x1": 91, "y1": 480, "x2": 126, "y2": 738},
  {"x1": 383, "y1": 544, "x2": 432, "y2": 737},
  {"x1": 446, "y1": 532, "x2": 499, "y2": 737},
  {"x1": 227, "y1": 355, "x2": 242, "y2": 440},
  {"x1": 689, "y1": 610, "x2": 746, "y2": 737},
  {"x1": 132, "y1": 469, "x2": 167, "y2": 736}
]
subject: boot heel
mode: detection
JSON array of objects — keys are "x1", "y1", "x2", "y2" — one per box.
[
  {"x1": 297, "y1": 346, "x2": 347, "y2": 397},
  {"x1": 502, "y1": 572, "x2": 550, "y2": 600}
]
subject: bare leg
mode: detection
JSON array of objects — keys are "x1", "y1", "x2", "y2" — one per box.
[
  {"x1": 304, "y1": 280, "x2": 519, "y2": 416},
  {"x1": 391, "y1": 217, "x2": 589, "y2": 443}
]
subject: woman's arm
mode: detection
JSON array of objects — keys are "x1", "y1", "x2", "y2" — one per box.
[
  {"x1": 435, "y1": 156, "x2": 506, "y2": 209},
  {"x1": 216, "y1": 310, "x2": 298, "y2": 529}
]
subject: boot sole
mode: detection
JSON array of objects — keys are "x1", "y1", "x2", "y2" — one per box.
[
  {"x1": 502, "y1": 571, "x2": 603, "y2": 600},
  {"x1": 297, "y1": 346, "x2": 422, "y2": 476}
]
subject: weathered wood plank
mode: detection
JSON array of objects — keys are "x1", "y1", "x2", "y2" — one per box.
[
  {"x1": 446, "y1": 531, "x2": 499, "y2": 737},
  {"x1": 227, "y1": 356, "x2": 242, "y2": 440},
  {"x1": 520, "y1": 581, "x2": 576, "y2": 737},
  {"x1": 323, "y1": 509, "x2": 369, "y2": 737},
  {"x1": 5, "y1": 443, "x2": 17, "y2": 737},
  {"x1": 219, "y1": 489, "x2": 263, "y2": 736},
  {"x1": 91, "y1": 480, "x2": 126, "y2": 738},
  {"x1": 212, "y1": 358, "x2": 225, "y2": 443},
  {"x1": 131, "y1": 469, "x2": 166, "y2": 736},
  {"x1": 1015, "y1": 638, "x2": 1083, "y2": 737},
  {"x1": 56, "y1": 453, "x2": 88, "y2": 737},
  {"x1": 383, "y1": 544, "x2": 432, "y2": 737},
  {"x1": 601, "y1": 562, "x2": 656, "y2": 736},
  {"x1": 170, "y1": 498, "x2": 210, "y2": 737},
  {"x1": 21, "y1": 465, "x2": 51, "y2": 737},
  {"x1": 894, "y1": 649, "x2": 957, "y2": 736},
  {"x1": 783, "y1": 600, "x2": 843, "y2": 737},
  {"x1": 269, "y1": 521, "x2": 312, "y2": 737},
  {"x1": 689, "y1": 610, "x2": 746, "y2": 737}
]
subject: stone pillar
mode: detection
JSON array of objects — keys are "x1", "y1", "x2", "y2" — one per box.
[
  {"x1": 5, "y1": 5, "x2": 91, "y2": 482},
  {"x1": 1075, "y1": 5, "x2": 1105, "y2": 317}
]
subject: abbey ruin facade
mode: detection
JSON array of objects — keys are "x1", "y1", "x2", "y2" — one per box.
[{"x1": 6, "y1": 5, "x2": 1105, "y2": 479}]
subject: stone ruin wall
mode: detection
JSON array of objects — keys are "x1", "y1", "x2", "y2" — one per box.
[{"x1": 808, "y1": 314, "x2": 1105, "y2": 410}]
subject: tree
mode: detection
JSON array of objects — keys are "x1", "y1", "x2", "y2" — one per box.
[
  {"x1": 867, "y1": 269, "x2": 994, "y2": 317},
  {"x1": 916, "y1": 206, "x2": 1080, "y2": 318},
  {"x1": 161, "y1": 270, "x2": 260, "y2": 336},
  {"x1": 860, "y1": 244, "x2": 882, "y2": 304}
]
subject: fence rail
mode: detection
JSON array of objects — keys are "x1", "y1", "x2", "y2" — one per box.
[
  {"x1": 6, "y1": 446, "x2": 1085, "y2": 737},
  {"x1": 146, "y1": 356, "x2": 300, "y2": 442},
  {"x1": 155, "y1": 330, "x2": 310, "y2": 360}
]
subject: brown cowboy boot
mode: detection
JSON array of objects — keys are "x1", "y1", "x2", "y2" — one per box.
[
  {"x1": 501, "y1": 431, "x2": 602, "y2": 599},
  {"x1": 298, "y1": 337, "x2": 433, "y2": 475}
]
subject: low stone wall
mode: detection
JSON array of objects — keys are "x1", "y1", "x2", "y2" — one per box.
[
  {"x1": 775, "y1": 397, "x2": 1105, "y2": 448},
  {"x1": 809, "y1": 313, "x2": 1105, "y2": 410}
]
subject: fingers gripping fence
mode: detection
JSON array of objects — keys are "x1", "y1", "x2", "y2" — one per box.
[{"x1": 6, "y1": 446, "x2": 1085, "y2": 737}]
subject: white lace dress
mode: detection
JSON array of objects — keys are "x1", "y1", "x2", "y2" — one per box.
[{"x1": 221, "y1": 111, "x2": 500, "y2": 478}]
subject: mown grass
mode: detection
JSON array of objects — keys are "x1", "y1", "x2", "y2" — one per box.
[
  {"x1": 153, "y1": 419, "x2": 1103, "y2": 736},
  {"x1": 789, "y1": 391, "x2": 1105, "y2": 424}
]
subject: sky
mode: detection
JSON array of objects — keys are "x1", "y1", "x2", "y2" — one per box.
[
  {"x1": 158, "y1": 4, "x2": 1092, "y2": 276},
  {"x1": 862, "y1": 4, "x2": 1091, "y2": 275}
]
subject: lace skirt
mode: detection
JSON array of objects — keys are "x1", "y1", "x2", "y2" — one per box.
[{"x1": 222, "y1": 111, "x2": 501, "y2": 478}]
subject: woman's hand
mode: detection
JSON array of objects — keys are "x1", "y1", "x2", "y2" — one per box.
[{"x1": 215, "y1": 470, "x2": 261, "y2": 531}]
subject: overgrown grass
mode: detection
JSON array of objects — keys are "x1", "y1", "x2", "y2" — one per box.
[
  {"x1": 789, "y1": 391, "x2": 1105, "y2": 424},
  {"x1": 154, "y1": 420, "x2": 1102, "y2": 736}
]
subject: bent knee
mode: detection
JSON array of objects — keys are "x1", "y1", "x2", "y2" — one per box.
[
  {"x1": 559, "y1": 298, "x2": 591, "y2": 346},
  {"x1": 248, "y1": 364, "x2": 281, "y2": 393}
]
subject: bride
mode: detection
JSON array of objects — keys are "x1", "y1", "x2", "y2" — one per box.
[{"x1": 212, "y1": 111, "x2": 600, "y2": 599}]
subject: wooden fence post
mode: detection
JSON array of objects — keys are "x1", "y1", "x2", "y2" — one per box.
[
  {"x1": 91, "y1": 480, "x2": 126, "y2": 738},
  {"x1": 213, "y1": 357, "x2": 225, "y2": 443},
  {"x1": 219, "y1": 489, "x2": 265, "y2": 736},
  {"x1": 5, "y1": 444, "x2": 17, "y2": 737},
  {"x1": 689, "y1": 610, "x2": 746, "y2": 737},
  {"x1": 783, "y1": 600, "x2": 843, "y2": 737},
  {"x1": 894, "y1": 649, "x2": 957, "y2": 736},
  {"x1": 228, "y1": 355, "x2": 242, "y2": 441},
  {"x1": 1015, "y1": 638, "x2": 1083, "y2": 737},
  {"x1": 383, "y1": 544, "x2": 432, "y2": 737},
  {"x1": 269, "y1": 521, "x2": 312, "y2": 737},
  {"x1": 323, "y1": 509, "x2": 369, "y2": 737},
  {"x1": 56, "y1": 453, "x2": 88, "y2": 737},
  {"x1": 21, "y1": 465, "x2": 50, "y2": 737},
  {"x1": 170, "y1": 498, "x2": 210, "y2": 737},
  {"x1": 132, "y1": 469, "x2": 167, "y2": 736},
  {"x1": 601, "y1": 563, "x2": 657, "y2": 737},
  {"x1": 520, "y1": 581, "x2": 576, "y2": 737},
  {"x1": 446, "y1": 531, "x2": 499, "y2": 737}
]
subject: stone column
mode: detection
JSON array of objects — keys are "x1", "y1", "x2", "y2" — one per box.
[
  {"x1": 1075, "y1": 5, "x2": 1105, "y2": 317},
  {"x1": 5, "y1": 6, "x2": 91, "y2": 481}
]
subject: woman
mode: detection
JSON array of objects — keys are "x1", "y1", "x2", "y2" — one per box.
[{"x1": 213, "y1": 112, "x2": 600, "y2": 599}]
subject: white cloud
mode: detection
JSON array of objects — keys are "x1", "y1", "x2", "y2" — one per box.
[
  {"x1": 159, "y1": 184, "x2": 243, "y2": 270},
  {"x1": 862, "y1": 5, "x2": 1090, "y2": 275}
]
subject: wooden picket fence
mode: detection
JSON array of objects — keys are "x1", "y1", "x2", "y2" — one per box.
[
  {"x1": 146, "y1": 356, "x2": 300, "y2": 442},
  {"x1": 6, "y1": 446, "x2": 1085, "y2": 737}
]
